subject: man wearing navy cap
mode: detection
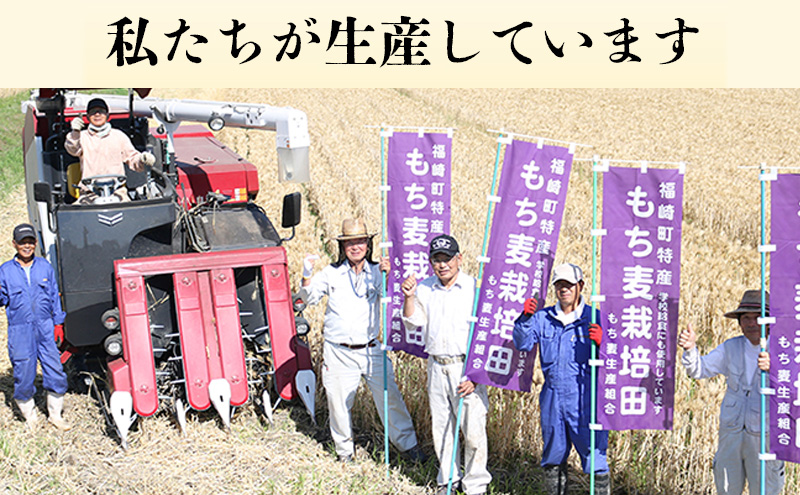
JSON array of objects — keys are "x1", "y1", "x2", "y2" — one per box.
[
  {"x1": 402, "y1": 234, "x2": 491, "y2": 495},
  {"x1": 0, "y1": 224, "x2": 70, "y2": 430}
]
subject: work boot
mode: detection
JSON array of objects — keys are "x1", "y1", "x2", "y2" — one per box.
[
  {"x1": 543, "y1": 464, "x2": 568, "y2": 495},
  {"x1": 402, "y1": 444, "x2": 428, "y2": 463},
  {"x1": 558, "y1": 463, "x2": 569, "y2": 494},
  {"x1": 434, "y1": 481, "x2": 461, "y2": 495},
  {"x1": 16, "y1": 398, "x2": 39, "y2": 429},
  {"x1": 594, "y1": 472, "x2": 611, "y2": 495},
  {"x1": 46, "y1": 392, "x2": 71, "y2": 431}
]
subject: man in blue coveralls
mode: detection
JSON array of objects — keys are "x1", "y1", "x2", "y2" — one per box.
[
  {"x1": 0, "y1": 224, "x2": 70, "y2": 430},
  {"x1": 513, "y1": 262, "x2": 608, "y2": 495}
]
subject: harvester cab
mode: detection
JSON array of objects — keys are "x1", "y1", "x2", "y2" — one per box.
[{"x1": 22, "y1": 89, "x2": 316, "y2": 447}]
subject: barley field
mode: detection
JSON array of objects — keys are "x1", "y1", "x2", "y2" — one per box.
[{"x1": 0, "y1": 88, "x2": 798, "y2": 494}]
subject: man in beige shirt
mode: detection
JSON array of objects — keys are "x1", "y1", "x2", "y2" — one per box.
[{"x1": 65, "y1": 97, "x2": 154, "y2": 203}]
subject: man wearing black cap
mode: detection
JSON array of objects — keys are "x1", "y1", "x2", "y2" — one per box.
[
  {"x1": 0, "y1": 224, "x2": 70, "y2": 430},
  {"x1": 65, "y1": 97, "x2": 155, "y2": 203},
  {"x1": 402, "y1": 234, "x2": 491, "y2": 495},
  {"x1": 679, "y1": 290, "x2": 785, "y2": 495}
]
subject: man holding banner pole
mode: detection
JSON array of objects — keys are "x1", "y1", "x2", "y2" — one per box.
[
  {"x1": 678, "y1": 290, "x2": 785, "y2": 495},
  {"x1": 301, "y1": 218, "x2": 424, "y2": 464},
  {"x1": 402, "y1": 234, "x2": 491, "y2": 495},
  {"x1": 512, "y1": 262, "x2": 610, "y2": 495}
]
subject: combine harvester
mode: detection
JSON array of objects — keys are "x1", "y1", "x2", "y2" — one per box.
[{"x1": 21, "y1": 89, "x2": 316, "y2": 447}]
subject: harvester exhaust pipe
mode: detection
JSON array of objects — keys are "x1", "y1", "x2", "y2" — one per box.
[{"x1": 208, "y1": 379, "x2": 233, "y2": 429}]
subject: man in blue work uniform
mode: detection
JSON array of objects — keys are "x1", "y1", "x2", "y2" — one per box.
[
  {"x1": 513, "y1": 262, "x2": 608, "y2": 495},
  {"x1": 0, "y1": 224, "x2": 70, "y2": 430}
]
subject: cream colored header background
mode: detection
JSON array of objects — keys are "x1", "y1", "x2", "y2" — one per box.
[{"x1": 0, "y1": 0, "x2": 793, "y2": 87}]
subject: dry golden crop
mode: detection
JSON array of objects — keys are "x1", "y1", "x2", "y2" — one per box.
[{"x1": 0, "y1": 88, "x2": 797, "y2": 494}]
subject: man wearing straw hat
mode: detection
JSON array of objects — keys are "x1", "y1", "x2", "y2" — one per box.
[
  {"x1": 402, "y1": 234, "x2": 491, "y2": 495},
  {"x1": 679, "y1": 290, "x2": 785, "y2": 495},
  {"x1": 302, "y1": 218, "x2": 424, "y2": 464},
  {"x1": 512, "y1": 262, "x2": 609, "y2": 495}
]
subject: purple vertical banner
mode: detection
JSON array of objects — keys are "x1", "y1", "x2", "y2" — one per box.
[
  {"x1": 465, "y1": 140, "x2": 573, "y2": 392},
  {"x1": 386, "y1": 131, "x2": 452, "y2": 358},
  {"x1": 769, "y1": 173, "x2": 800, "y2": 463},
  {"x1": 597, "y1": 166, "x2": 683, "y2": 430}
]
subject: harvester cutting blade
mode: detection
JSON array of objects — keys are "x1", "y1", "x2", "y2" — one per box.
[
  {"x1": 175, "y1": 398, "x2": 188, "y2": 433},
  {"x1": 294, "y1": 369, "x2": 316, "y2": 425},
  {"x1": 208, "y1": 378, "x2": 232, "y2": 429},
  {"x1": 261, "y1": 390, "x2": 273, "y2": 425},
  {"x1": 110, "y1": 391, "x2": 136, "y2": 449}
]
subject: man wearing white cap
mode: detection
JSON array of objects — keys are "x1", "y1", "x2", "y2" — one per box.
[
  {"x1": 302, "y1": 218, "x2": 423, "y2": 463},
  {"x1": 513, "y1": 262, "x2": 609, "y2": 495},
  {"x1": 402, "y1": 234, "x2": 491, "y2": 495},
  {"x1": 679, "y1": 290, "x2": 785, "y2": 495}
]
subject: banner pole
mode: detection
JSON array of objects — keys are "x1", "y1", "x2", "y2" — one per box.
[
  {"x1": 590, "y1": 155, "x2": 600, "y2": 494},
  {"x1": 380, "y1": 128, "x2": 390, "y2": 476},
  {"x1": 446, "y1": 135, "x2": 505, "y2": 495},
  {"x1": 759, "y1": 165, "x2": 767, "y2": 495}
]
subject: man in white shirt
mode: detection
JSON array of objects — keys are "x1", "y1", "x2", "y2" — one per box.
[
  {"x1": 402, "y1": 234, "x2": 491, "y2": 495},
  {"x1": 679, "y1": 290, "x2": 785, "y2": 495},
  {"x1": 303, "y1": 218, "x2": 423, "y2": 463}
]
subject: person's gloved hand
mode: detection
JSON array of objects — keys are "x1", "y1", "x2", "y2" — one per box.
[
  {"x1": 522, "y1": 297, "x2": 538, "y2": 315},
  {"x1": 141, "y1": 152, "x2": 156, "y2": 167},
  {"x1": 303, "y1": 254, "x2": 319, "y2": 279},
  {"x1": 70, "y1": 117, "x2": 84, "y2": 132},
  {"x1": 589, "y1": 323, "x2": 603, "y2": 346},
  {"x1": 54, "y1": 324, "x2": 64, "y2": 346}
]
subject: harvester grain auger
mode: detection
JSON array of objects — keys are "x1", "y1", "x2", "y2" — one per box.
[{"x1": 21, "y1": 89, "x2": 316, "y2": 447}]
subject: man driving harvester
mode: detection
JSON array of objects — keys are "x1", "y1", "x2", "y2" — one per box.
[{"x1": 65, "y1": 97, "x2": 155, "y2": 204}]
